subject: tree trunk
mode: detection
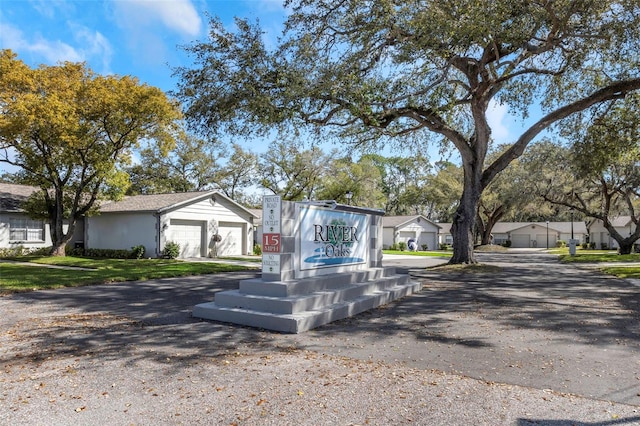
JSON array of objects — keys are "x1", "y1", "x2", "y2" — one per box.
[
  {"x1": 48, "y1": 190, "x2": 74, "y2": 257},
  {"x1": 619, "y1": 242, "x2": 634, "y2": 255},
  {"x1": 479, "y1": 205, "x2": 504, "y2": 245},
  {"x1": 450, "y1": 178, "x2": 482, "y2": 264}
]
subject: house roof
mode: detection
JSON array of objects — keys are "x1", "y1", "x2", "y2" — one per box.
[
  {"x1": 0, "y1": 183, "x2": 39, "y2": 212},
  {"x1": 438, "y1": 221, "x2": 588, "y2": 234},
  {"x1": 98, "y1": 191, "x2": 213, "y2": 213},
  {"x1": 98, "y1": 190, "x2": 256, "y2": 218},
  {"x1": 382, "y1": 215, "x2": 441, "y2": 229}
]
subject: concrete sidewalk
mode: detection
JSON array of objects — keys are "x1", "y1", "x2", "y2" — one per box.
[{"x1": 2, "y1": 251, "x2": 640, "y2": 424}]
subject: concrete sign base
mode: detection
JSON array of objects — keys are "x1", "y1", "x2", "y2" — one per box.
[{"x1": 192, "y1": 266, "x2": 420, "y2": 333}]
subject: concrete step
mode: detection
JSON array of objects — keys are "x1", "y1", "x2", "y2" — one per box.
[
  {"x1": 214, "y1": 274, "x2": 412, "y2": 315},
  {"x1": 192, "y1": 279, "x2": 422, "y2": 333},
  {"x1": 239, "y1": 267, "x2": 397, "y2": 297}
]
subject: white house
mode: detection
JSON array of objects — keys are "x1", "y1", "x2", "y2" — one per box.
[
  {"x1": 438, "y1": 221, "x2": 589, "y2": 248},
  {"x1": 382, "y1": 215, "x2": 440, "y2": 250},
  {"x1": 0, "y1": 183, "x2": 83, "y2": 252},
  {"x1": 0, "y1": 183, "x2": 257, "y2": 258},
  {"x1": 587, "y1": 216, "x2": 639, "y2": 250},
  {"x1": 89, "y1": 191, "x2": 256, "y2": 258}
]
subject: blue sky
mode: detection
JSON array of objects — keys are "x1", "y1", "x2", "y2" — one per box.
[
  {"x1": 1, "y1": 0, "x2": 286, "y2": 93},
  {"x1": 0, "y1": 0, "x2": 529, "y2": 174}
]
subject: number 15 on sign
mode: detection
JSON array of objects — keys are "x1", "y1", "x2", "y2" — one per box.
[{"x1": 262, "y1": 233, "x2": 281, "y2": 253}]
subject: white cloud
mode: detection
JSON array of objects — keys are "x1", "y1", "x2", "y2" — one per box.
[
  {"x1": 0, "y1": 22, "x2": 83, "y2": 63},
  {"x1": 113, "y1": 0, "x2": 202, "y2": 38},
  {"x1": 71, "y1": 25, "x2": 114, "y2": 73},
  {"x1": 487, "y1": 99, "x2": 511, "y2": 143},
  {"x1": 0, "y1": 21, "x2": 113, "y2": 72}
]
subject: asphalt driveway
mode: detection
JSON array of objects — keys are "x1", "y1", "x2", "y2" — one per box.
[{"x1": 2, "y1": 251, "x2": 639, "y2": 424}]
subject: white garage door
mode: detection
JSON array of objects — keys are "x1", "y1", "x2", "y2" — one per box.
[
  {"x1": 399, "y1": 231, "x2": 415, "y2": 242},
  {"x1": 511, "y1": 234, "x2": 530, "y2": 248},
  {"x1": 168, "y1": 219, "x2": 204, "y2": 258},
  {"x1": 217, "y1": 223, "x2": 244, "y2": 256},
  {"x1": 536, "y1": 233, "x2": 557, "y2": 249}
]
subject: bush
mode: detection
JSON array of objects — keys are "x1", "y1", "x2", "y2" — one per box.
[
  {"x1": 439, "y1": 243, "x2": 449, "y2": 251},
  {"x1": 589, "y1": 242, "x2": 596, "y2": 250},
  {"x1": 162, "y1": 241, "x2": 181, "y2": 259},
  {"x1": 389, "y1": 243, "x2": 399, "y2": 250},
  {"x1": 83, "y1": 248, "x2": 132, "y2": 259},
  {"x1": 253, "y1": 243, "x2": 262, "y2": 256},
  {"x1": 555, "y1": 240, "x2": 566, "y2": 248},
  {"x1": 421, "y1": 244, "x2": 429, "y2": 251},
  {"x1": 0, "y1": 245, "x2": 53, "y2": 258},
  {"x1": 581, "y1": 243, "x2": 588, "y2": 249},
  {"x1": 131, "y1": 245, "x2": 146, "y2": 259},
  {"x1": 398, "y1": 241, "x2": 407, "y2": 251},
  {"x1": 601, "y1": 242, "x2": 608, "y2": 250},
  {"x1": 502, "y1": 240, "x2": 512, "y2": 248}
]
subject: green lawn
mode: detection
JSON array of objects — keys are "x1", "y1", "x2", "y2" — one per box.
[
  {"x1": 0, "y1": 256, "x2": 253, "y2": 294},
  {"x1": 383, "y1": 250, "x2": 451, "y2": 257},
  {"x1": 550, "y1": 249, "x2": 640, "y2": 279}
]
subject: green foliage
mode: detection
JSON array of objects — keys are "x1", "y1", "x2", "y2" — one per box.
[
  {"x1": 162, "y1": 241, "x2": 181, "y2": 259},
  {"x1": 502, "y1": 240, "x2": 512, "y2": 248},
  {"x1": 398, "y1": 241, "x2": 407, "y2": 251},
  {"x1": 0, "y1": 50, "x2": 182, "y2": 255},
  {"x1": 439, "y1": 243, "x2": 450, "y2": 251},
  {"x1": 79, "y1": 248, "x2": 132, "y2": 259},
  {"x1": 421, "y1": 244, "x2": 429, "y2": 251},
  {"x1": 389, "y1": 243, "x2": 399, "y2": 251},
  {"x1": 0, "y1": 246, "x2": 51, "y2": 258},
  {"x1": 175, "y1": 2, "x2": 640, "y2": 264},
  {"x1": 131, "y1": 245, "x2": 146, "y2": 259},
  {"x1": 556, "y1": 240, "x2": 567, "y2": 248},
  {"x1": 253, "y1": 243, "x2": 262, "y2": 256}
]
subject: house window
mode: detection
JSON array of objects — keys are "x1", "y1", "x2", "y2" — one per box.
[{"x1": 9, "y1": 218, "x2": 45, "y2": 242}]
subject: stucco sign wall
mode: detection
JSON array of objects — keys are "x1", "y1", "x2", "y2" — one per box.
[{"x1": 298, "y1": 205, "x2": 368, "y2": 270}]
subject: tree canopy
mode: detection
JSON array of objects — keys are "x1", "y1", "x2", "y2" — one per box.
[
  {"x1": 0, "y1": 50, "x2": 181, "y2": 255},
  {"x1": 175, "y1": 0, "x2": 640, "y2": 263}
]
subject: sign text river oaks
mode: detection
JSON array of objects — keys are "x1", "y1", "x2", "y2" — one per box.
[{"x1": 313, "y1": 224, "x2": 359, "y2": 257}]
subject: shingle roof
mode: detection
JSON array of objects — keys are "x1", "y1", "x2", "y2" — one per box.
[
  {"x1": 438, "y1": 221, "x2": 588, "y2": 234},
  {"x1": 382, "y1": 215, "x2": 440, "y2": 229},
  {"x1": 0, "y1": 183, "x2": 40, "y2": 212},
  {"x1": 98, "y1": 191, "x2": 217, "y2": 213}
]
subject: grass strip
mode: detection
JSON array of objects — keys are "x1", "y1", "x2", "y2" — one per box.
[{"x1": 0, "y1": 257, "x2": 251, "y2": 294}]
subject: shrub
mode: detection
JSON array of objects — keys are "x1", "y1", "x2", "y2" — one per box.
[
  {"x1": 398, "y1": 241, "x2": 407, "y2": 251},
  {"x1": 83, "y1": 248, "x2": 132, "y2": 259},
  {"x1": 589, "y1": 242, "x2": 596, "y2": 250},
  {"x1": 163, "y1": 241, "x2": 181, "y2": 259},
  {"x1": 581, "y1": 243, "x2": 588, "y2": 249},
  {"x1": 253, "y1": 243, "x2": 262, "y2": 256},
  {"x1": 421, "y1": 244, "x2": 429, "y2": 251},
  {"x1": 389, "y1": 243, "x2": 399, "y2": 250},
  {"x1": 601, "y1": 242, "x2": 608, "y2": 250},
  {"x1": 502, "y1": 240, "x2": 512, "y2": 248},
  {"x1": 555, "y1": 240, "x2": 566, "y2": 248},
  {"x1": 439, "y1": 243, "x2": 449, "y2": 251},
  {"x1": 0, "y1": 245, "x2": 52, "y2": 257},
  {"x1": 131, "y1": 245, "x2": 146, "y2": 259}
]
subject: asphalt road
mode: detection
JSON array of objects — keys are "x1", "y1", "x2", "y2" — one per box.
[{"x1": 2, "y1": 251, "x2": 640, "y2": 425}]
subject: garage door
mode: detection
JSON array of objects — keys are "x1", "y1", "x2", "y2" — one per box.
[
  {"x1": 511, "y1": 234, "x2": 530, "y2": 248},
  {"x1": 217, "y1": 223, "x2": 244, "y2": 256},
  {"x1": 399, "y1": 231, "x2": 415, "y2": 242},
  {"x1": 536, "y1": 233, "x2": 557, "y2": 249},
  {"x1": 168, "y1": 219, "x2": 204, "y2": 258}
]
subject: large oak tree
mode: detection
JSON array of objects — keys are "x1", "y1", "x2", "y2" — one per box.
[
  {"x1": 0, "y1": 50, "x2": 181, "y2": 255},
  {"x1": 174, "y1": 0, "x2": 640, "y2": 263}
]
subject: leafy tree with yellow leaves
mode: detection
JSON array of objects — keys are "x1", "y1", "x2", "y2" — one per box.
[{"x1": 0, "y1": 50, "x2": 182, "y2": 256}]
